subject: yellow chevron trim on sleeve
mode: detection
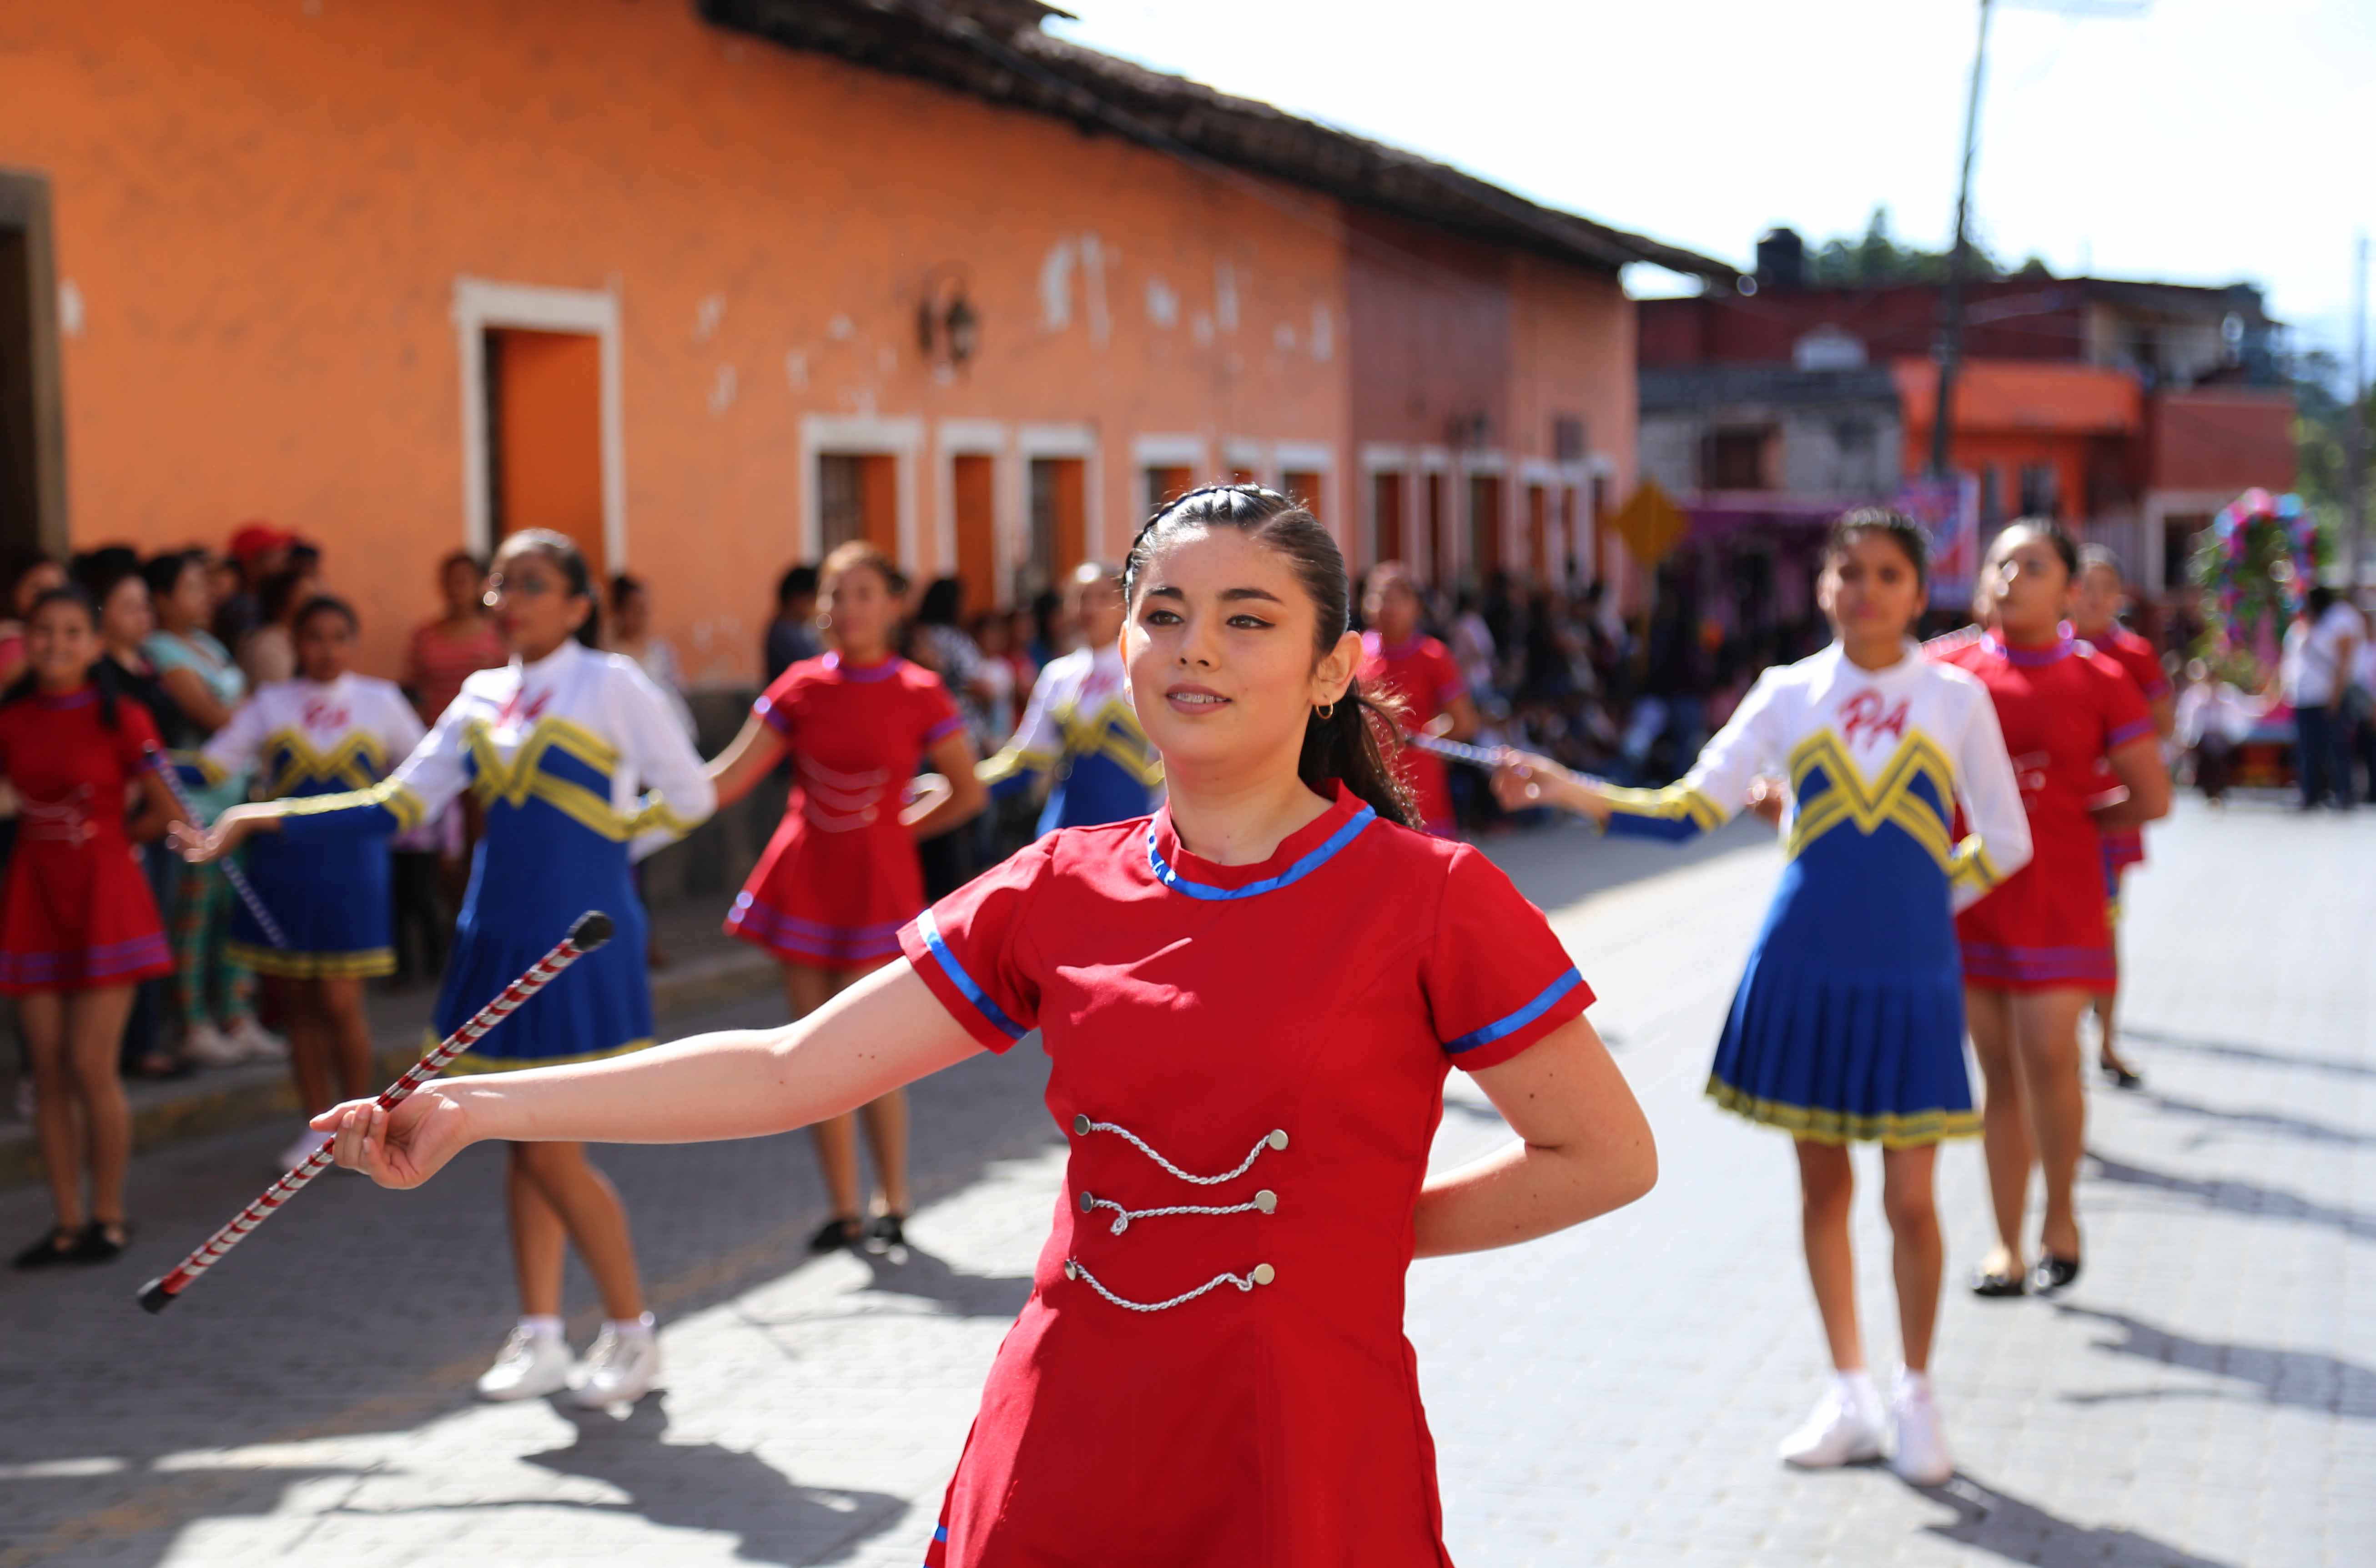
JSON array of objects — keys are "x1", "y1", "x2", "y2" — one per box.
[{"x1": 1598, "y1": 783, "x2": 1726, "y2": 834}]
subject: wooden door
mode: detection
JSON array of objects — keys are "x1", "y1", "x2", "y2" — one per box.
[
  {"x1": 1373, "y1": 471, "x2": 1405, "y2": 566},
  {"x1": 1467, "y1": 474, "x2": 1502, "y2": 578},
  {"x1": 489, "y1": 327, "x2": 604, "y2": 576},
  {"x1": 953, "y1": 454, "x2": 996, "y2": 611},
  {"x1": 1527, "y1": 484, "x2": 1549, "y2": 581}
]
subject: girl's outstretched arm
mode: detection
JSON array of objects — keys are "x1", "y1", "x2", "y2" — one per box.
[{"x1": 318, "y1": 959, "x2": 979, "y2": 1188}]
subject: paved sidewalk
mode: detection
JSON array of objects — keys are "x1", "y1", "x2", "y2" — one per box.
[{"x1": 0, "y1": 800, "x2": 2366, "y2": 1565}]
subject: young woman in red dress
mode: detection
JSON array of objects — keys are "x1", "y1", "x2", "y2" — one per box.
[
  {"x1": 2070, "y1": 544, "x2": 2176, "y2": 1089},
  {"x1": 705, "y1": 541, "x2": 987, "y2": 1252},
  {"x1": 1930, "y1": 519, "x2": 2170, "y2": 1297},
  {"x1": 1359, "y1": 560, "x2": 1480, "y2": 838},
  {"x1": 1, "y1": 588, "x2": 181, "y2": 1267},
  {"x1": 317, "y1": 486, "x2": 1655, "y2": 1567}
]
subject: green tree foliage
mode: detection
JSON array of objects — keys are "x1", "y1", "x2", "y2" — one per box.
[{"x1": 1802, "y1": 206, "x2": 2050, "y2": 288}]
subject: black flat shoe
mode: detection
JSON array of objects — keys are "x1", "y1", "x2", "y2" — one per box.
[
  {"x1": 864, "y1": 1212, "x2": 908, "y2": 1253},
  {"x1": 807, "y1": 1216, "x2": 864, "y2": 1254},
  {"x1": 2030, "y1": 1253, "x2": 2081, "y2": 1294},
  {"x1": 12, "y1": 1227, "x2": 81, "y2": 1270},
  {"x1": 72, "y1": 1221, "x2": 131, "y2": 1263},
  {"x1": 1970, "y1": 1265, "x2": 2028, "y2": 1298},
  {"x1": 2099, "y1": 1059, "x2": 2143, "y2": 1090}
]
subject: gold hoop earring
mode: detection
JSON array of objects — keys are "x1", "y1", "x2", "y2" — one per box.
[{"x1": 1316, "y1": 700, "x2": 1336, "y2": 721}]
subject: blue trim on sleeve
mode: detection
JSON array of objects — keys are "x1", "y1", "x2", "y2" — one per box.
[
  {"x1": 917, "y1": 909, "x2": 1027, "y2": 1041},
  {"x1": 1444, "y1": 968, "x2": 1584, "y2": 1055},
  {"x1": 1146, "y1": 805, "x2": 1376, "y2": 900},
  {"x1": 933, "y1": 1524, "x2": 949, "y2": 1543}
]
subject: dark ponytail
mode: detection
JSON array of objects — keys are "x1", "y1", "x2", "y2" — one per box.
[
  {"x1": 493, "y1": 528, "x2": 602, "y2": 648},
  {"x1": 1123, "y1": 484, "x2": 1419, "y2": 831}
]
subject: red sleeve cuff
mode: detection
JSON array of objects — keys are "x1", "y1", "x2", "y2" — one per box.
[
  {"x1": 898, "y1": 915, "x2": 1027, "y2": 1053},
  {"x1": 1443, "y1": 967, "x2": 1593, "y2": 1071}
]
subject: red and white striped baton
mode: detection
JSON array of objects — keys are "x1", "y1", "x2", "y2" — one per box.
[
  {"x1": 137, "y1": 911, "x2": 615, "y2": 1314},
  {"x1": 145, "y1": 743, "x2": 291, "y2": 951}
]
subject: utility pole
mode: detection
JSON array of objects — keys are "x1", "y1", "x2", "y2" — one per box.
[
  {"x1": 2350, "y1": 231, "x2": 2368, "y2": 589},
  {"x1": 1930, "y1": 0, "x2": 1994, "y2": 478}
]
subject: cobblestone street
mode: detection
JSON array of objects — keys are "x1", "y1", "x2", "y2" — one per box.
[{"x1": 3, "y1": 799, "x2": 2367, "y2": 1566}]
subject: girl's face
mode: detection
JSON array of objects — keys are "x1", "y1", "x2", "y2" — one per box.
[
  {"x1": 823, "y1": 564, "x2": 899, "y2": 656},
  {"x1": 2074, "y1": 562, "x2": 2124, "y2": 630},
  {"x1": 296, "y1": 610, "x2": 353, "y2": 683},
  {"x1": 12, "y1": 560, "x2": 65, "y2": 618},
  {"x1": 483, "y1": 548, "x2": 589, "y2": 658},
  {"x1": 101, "y1": 576, "x2": 153, "y2": 651},
  {"x1": 160, "y1": 559, "x2": 212, "y2": 629},
  {"x1": 1125, "y1": 524, "x2": 1358, "y2": 782},
  {"x1": 1816, "y1": 532, "x2": 1924, "y2": 644},
  {"x1": 974, "y1": 615, "x2": 1010, "y2": 656},
  {"x1": 1363, "y1": 570, "x2": 1421, "y2": 644},
  {"x1": 441, "y1": 558, "x2": 484, "y2": 615},
  {"x1": 1978, "y1": 524, "x2": 2074, "y2": 641},
  {"x1": 612, "y1": 586, "x2": 649, "y2": 640},
  {"x1": 26, "y1": 598, "x2": 98, "y2": 689},
  {"x1": 1070, "y1": 576, "x2": 1127, "y2": 652}
]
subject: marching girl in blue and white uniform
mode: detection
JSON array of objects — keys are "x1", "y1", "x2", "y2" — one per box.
[
  {"x1": 1495, "y1": 508, "x2": 2031, "y2": 1486},
  {"x1": 203, "y1": 595, "x2": 424, "y2": 1171},
  {"x1": 979, "y1": 562, "x2": 1163, "y2": 833},
  {"x1": 187, "y1": 530, "x2": 713, "y2": 1409}
]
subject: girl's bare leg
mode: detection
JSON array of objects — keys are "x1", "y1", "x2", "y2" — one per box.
[
  {"x1": 2012, "y1": 989, "x2": 2090, "y2": 1262},
  {"x1": 1880, "y1": 1145, "x2": 1944, "y2": 1371},
  {"x1": 513, "y1": 1140, "x2": 645, "y2": 1321},
  {"x1": 1793, "y1": 1139, "x2": 1863, "y2": 1371},
  {"x1": 1966, "y1": 985, "x2": 2033, "y2": 1277},
  {"x1": 786, "y1": 965, "x2": 864, "y2": 1221},
  {"x1": 67, "y1": 986, "x2": 136, "y2": 1232},
  {"x1": 19, "y1": 992, "x2": 83, "y2": 1236}
]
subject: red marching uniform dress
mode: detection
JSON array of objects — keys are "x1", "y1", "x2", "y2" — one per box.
[
  {"x1": 2087, "y1": 624, "x2": 2169, "y2": 919},
  {"x1": 900, "y1": 782, "x2": 1591, "y2": 1566},
  {"x1": 1359, "y1": 630, "x2": 1467, "y2": 838},
  {"x1": 0, "y1": 690, "x2": 174, "y2": 993},
  {"x1": 725, "y1": 651, "x2": 965, "y2": 970},
  {"x1": 1932, "y1": 633, "x2": 2153, "y2": 991}
]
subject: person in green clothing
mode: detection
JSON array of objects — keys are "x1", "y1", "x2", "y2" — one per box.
[{"x1": 141, "y1": 550, "x2": 282, "y2": 1068}]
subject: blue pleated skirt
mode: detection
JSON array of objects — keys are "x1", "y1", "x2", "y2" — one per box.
[
  {"x1": 431, "y1": 799, "x2": 653, "y2": 1073},
  {"x1": 227, "y1": 819, "x2": 396, "y2": 979},
  {"x1": 1707, "y1": 832, "x2": 1978, "y2": 1147}
]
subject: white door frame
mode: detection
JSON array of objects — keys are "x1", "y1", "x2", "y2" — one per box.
[
  {"x1": 1018, "y1": 422, "x2": 1103, "y2": 573},
  {"x1": 453, "y1": 277, "x2": 626, "y2": 567},
  {"x1": 799, "y1": 414, "x2": 924, "y2": 565},
  {"x1": 1271, "y1": 440, "x2": 1339, "y2": 544}
]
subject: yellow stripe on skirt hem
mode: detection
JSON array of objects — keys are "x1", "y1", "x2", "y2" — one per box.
[
  {"x1": 1704, "y1": 1074, "x2": 1980, "y2": 1149},
  {"x1": 428, "y1": 1031, "x2": 656, "y2": 1076},
  {"x1": 227, "y1": 942, "x2": 398, "y2": 980}
]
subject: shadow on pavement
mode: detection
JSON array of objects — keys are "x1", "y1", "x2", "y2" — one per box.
[
  {"x1": 2053, "y1": 1304, "x2": 2376, "y2": 1419},
  {"x1": 2084, "y1": 1150, "x2": 2376, "y2": 1242},
  {"x1": 846, "y1": 1241, "x2": 1033, "y2": 1320},
  {"x1": 519, "y1": 1397, "x2": 910, "y2": 1565},
  {"x1": 2137, "y1": 1089, "x2": 2376, "y2": 1150},
  {"x1": 1916, "y1": 1474, "x2": 2234, "y2": 1567},
  {"x1": 2121, "y1": 1027, "x2": 2376, "y2": 1082}
]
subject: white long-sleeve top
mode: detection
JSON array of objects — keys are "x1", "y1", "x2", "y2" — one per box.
[
  {"x1": 1601, "y1": 641, "x2": 2032, "y2": 911},
  {"x1": 203, "y1": 673, "x2": 426, "y2": 801},
  {"x1": 277, "y1": 639, "x2": 714, "y2": 862}
]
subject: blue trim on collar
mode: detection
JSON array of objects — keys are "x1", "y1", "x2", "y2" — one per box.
[
  {"x1": 1443, "y1": 968, "x2": 1584, "y2": 1055},
  {"x1": 916, "y1": 910, "x2": 1027, "y2": 1040},
  {"x1": 1146, "y1": 804, "x2": 1377, "y2": 900},
  {"x1": 825, "y1": 652, "x2": 904, "y2": 683}
]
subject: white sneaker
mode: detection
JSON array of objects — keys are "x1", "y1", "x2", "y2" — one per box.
[
  {"x1": 569, "y1": 1320, "x2": 661, "y2": 1407},
  {"x1": 1778, "y1": 1374, "x2": 1885, "y2": 1469},
  {"x1": 278, "y1": 1127, "x2": 333, "y2": 1172},
  {"x1": 228, "y1": 1018, "x2": 287, "y2": 1062},
  {"x1": 1889, "y1": 1371, "x2": 1955, "y2": 1486},
  {"x1": 475, "y1": 1326, "x2": 575, "y2": 1402},
  {"x1": 181, "y1": 1024, "x2": 248, "y2": 1069}
]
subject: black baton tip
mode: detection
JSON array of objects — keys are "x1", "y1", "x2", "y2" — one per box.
[
  {"x1": 567, "y1": 911, "x2": 616, "y2": 951},
  {"x1": 137, "y1": 1278, "x2": 177, "y2": 1314}
]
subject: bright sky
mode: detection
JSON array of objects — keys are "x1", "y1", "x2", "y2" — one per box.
[{"x1": 1051, "y1": 0, "x2": 2373, "y2": 369}]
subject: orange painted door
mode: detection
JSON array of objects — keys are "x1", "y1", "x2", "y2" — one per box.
[
  {"x1": 1373, "y1": 471, "x2": 1405, "y2": 566},
  {"x1": 1281, "y1": 470, "x2": 1322, "y2": 534},
  {"x1": 489, "y1": 328, "x2": 604, "y2": 576},
  {"x1": 1425, "y1": 472, "x2": 1447, "y2": 583},
  {"x1": 1147, "y1": 465, "x2": 1192, "y2": 515},
  {"x1": 1527, "y1": 484, "x2": 1549, "y2": 580},
  {"x1": 858, "y1": 453, "x2": 899, "y2": 555},
  {"x1": 954, "y1": 453, "x2": 997, "y2": 613},
  {"x1": 1051, "y1": 457, "x2": 1087, "y2": 578}
]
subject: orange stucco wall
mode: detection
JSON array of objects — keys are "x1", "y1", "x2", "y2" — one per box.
[{"x1": 2, "y1": 0, "x2": 1633, "y2": 683}]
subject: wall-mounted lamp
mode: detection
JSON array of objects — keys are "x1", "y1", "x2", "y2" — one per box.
[{"x1": 918, "y1": 264, "x2": 978, "y2": 370}]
